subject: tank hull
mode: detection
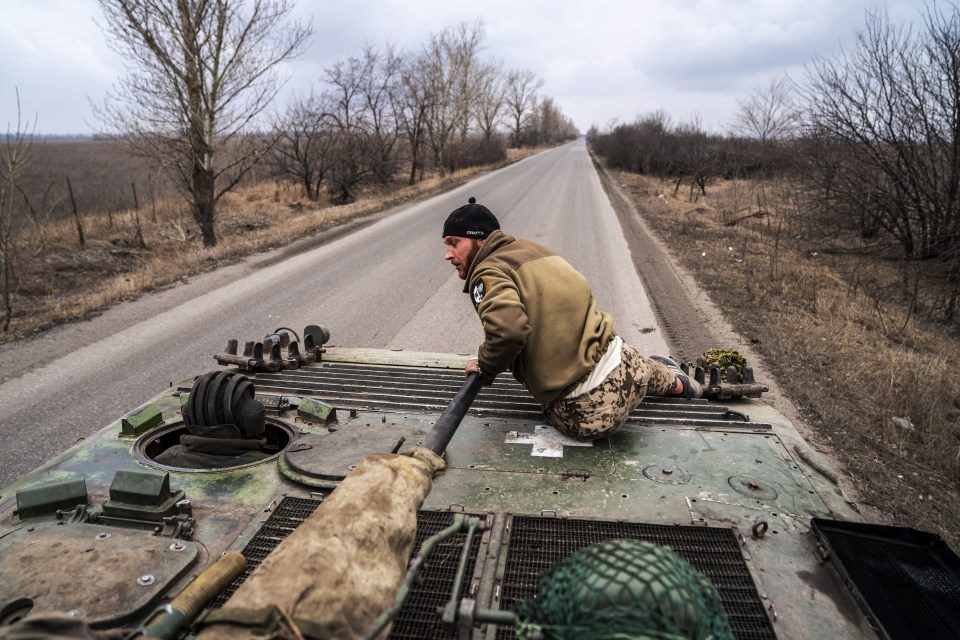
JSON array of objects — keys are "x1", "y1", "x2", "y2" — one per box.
[{"x1": 0, "y1": 347, "x2": 921, "y2": 638}]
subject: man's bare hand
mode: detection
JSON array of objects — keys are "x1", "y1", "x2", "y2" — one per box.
[
  {"x1": 466, "y1": 358, "x2": 496, "y2": 385},
  {"x1": 465, "y1": 358, "x2": 482, "y2": 378}
]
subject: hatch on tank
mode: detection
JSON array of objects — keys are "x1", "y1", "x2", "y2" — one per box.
[{"x1": 134, "y1": 419, "x2": 296, "y2": 472}]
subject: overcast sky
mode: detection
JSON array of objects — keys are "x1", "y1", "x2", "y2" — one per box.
[{"x1": 0, "y1": 0, "x2": 926, "y2": 136}]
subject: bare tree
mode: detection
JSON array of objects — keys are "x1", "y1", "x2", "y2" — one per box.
[
  {"x1": 422, "y1": 21, "x2": 486, "y2": 176},
  {"x1": 94, "y1": 0, "x2": 312, "y2": 246},
  {"x1": 504, "y1": 68, "x2": 543, "y2": 147},
  {"x1": 675, "y1": 115, "x2": 717, "y2": 197},
  {"x1": 450, "y1": 24, "x2": 486, "y2": 169},
  {"x1": 355, "y1": 44, "x2": 403, "y2": 184},
  {"x1": 734, "y1": 75, "x2": 799, "y2": 143},
  {"x1": 733, "y1": 74, "x2": 800, "y2": 178},
  {"x1": 325, "y1": 130, "x2": 370, "y2": 204},
  {"x1": 535, "y1": 96, "x2": 578, "y2": 144},
  {"x1": 398, "y1": 56, "x2": 433, "y2": 185},
  {"x1": 473, "y1": 59, "x2": 505, "y2": 144},
  {"x1": 1, "y1": 92, "x2": 33, "y2": 331},
  {"x1": 321, "y1": 51, "x2": 377, "y2": 203},
  {"x1": 798, "y1": 5, "x2": 960, "y2": 262},
  {"x1": 272, "y1": 92, "x2": 334, "y2": 200}
]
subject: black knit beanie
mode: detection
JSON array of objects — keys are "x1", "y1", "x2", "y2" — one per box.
[{"x1": 442, "y1": 197, "x2": 500, "y2": 239}]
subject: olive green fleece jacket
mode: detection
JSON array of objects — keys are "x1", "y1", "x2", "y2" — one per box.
[{"x1": 464, "y1": 230, "x2": 616, "y2": 404}]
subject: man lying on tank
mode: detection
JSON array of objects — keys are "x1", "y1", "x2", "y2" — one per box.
[
  {"x1": 154, "y1": 371, "x2": 271, "y2": 469},
  {"x1": 442, "y1": 197, "x2": 702, "y2": 441}
]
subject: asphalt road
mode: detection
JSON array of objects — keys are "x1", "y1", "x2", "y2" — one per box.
[{"x1": 0, "y1": 138, "x2": 669, "y2": 487}]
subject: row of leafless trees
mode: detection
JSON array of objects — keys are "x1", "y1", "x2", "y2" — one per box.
[
  {"x1": 89, "y1": 2, "x2": 575, "y2": 247},
  {"x1": 588, "y1": 109, "x2": 796, "y2": 200},
  {"x1": 589, "y1": 3, "x2": 960, "y2": 322},
  {"x1": 270, "y1": 21, "x2": 578, "y2": 205}
]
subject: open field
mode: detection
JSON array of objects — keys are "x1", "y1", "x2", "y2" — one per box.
[
  {"x1": 7, "y1": 139, "x2": 177, "y2": 230},
  {"x1": 606, "y1": 166, "x2": 960, "y2": 548}
]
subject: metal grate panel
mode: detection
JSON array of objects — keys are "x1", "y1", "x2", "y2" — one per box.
[
  {"x1": 206, "y1": 496, "x2": 323, "y2": 611},
  {"x1": 254, "y1": 361, "x2": 771, "y2": 430},
  {"x1": 494, "y1": 516, "x2": 776, "y2": 640},
  {"x1": 387, "y1": 511, "x2": 484, "y2": 639},
  {"x1": 198, "y1": 499, "x2": 481, "y2": 639}
]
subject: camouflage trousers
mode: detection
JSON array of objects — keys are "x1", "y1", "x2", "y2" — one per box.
[{"x1": 543, "y1": 344, "x2": 678, "y2": 440}]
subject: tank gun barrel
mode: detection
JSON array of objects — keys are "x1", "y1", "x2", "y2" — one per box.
[{"x1": 423, "y1": 373, "x2": 483, "y2": 455}]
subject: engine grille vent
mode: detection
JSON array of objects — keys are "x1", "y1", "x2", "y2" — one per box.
[
  {"x1": 206, "y1": 496, "x2": 323, "y2": 611},
  {"x1": 199, "y1": 498, "x2": 481, "y2": 639},
  {"x1": 254, "y1": 361, "x2": 770, "y2": 430},
  {"x1": 494, "y1": 515, "x2": 776, "y2": 640},
  {"x1": 199, "y1": 499, "x2": 774, "y2": 639},
  {"x1": 387, "y1": 511, "x2": 484, "y2": 639}
]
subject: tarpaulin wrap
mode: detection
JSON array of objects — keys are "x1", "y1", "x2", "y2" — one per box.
[{"x1": 196, "y1": 446, "x2": 446, "y2": 640}]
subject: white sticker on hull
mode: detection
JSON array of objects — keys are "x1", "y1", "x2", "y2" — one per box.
[{"x1": 504, "y1": 425, "x2": 594, "y2": 457}]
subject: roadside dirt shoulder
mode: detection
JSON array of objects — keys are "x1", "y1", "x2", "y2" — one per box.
[{"x1": 595, "y1": 158, "x2": 798, "y2": 419}]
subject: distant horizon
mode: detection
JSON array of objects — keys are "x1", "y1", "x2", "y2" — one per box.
[{"x1": 6, "y1": 133, "x2": 98, "y2": 140}]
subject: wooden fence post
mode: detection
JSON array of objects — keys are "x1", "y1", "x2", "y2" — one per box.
[{"x1": 65, "y1": 176, "x2": 84, "y2": 249}]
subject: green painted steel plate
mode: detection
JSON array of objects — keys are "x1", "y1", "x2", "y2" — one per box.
[
  {"x1": 282, "y1": 423, "x2": 425, "y2": 481},
  {"x1": 0, "y1": 523, "x2": 198, "y2": 626}
]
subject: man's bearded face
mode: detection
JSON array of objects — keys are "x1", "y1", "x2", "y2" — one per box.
[{"x1": 443, "y1": 236, "x2": 483, "y2": 280}]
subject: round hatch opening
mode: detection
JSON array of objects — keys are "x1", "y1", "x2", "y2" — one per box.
[
  {"x1": 134, "y1": 420, "x2": 296, "y2": 473},
  {"x1": 1, "y1": 598, "x2": 34, "y2": 627}
]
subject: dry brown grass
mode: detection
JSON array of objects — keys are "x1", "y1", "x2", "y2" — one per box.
[
  {"x1": 3, "y1": 149, "x2": 535, "y2": 342},
  {"x1": 615, "y1": 170, "x2": 960, "y2": 547}
]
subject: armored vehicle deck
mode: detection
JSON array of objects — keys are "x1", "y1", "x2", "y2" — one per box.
[{"x1": 2, "y1": 346, "x2": 958, "y2": 639}]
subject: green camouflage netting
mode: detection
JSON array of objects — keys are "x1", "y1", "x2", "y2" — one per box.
[{"x1": 513, "y1": 539, "x2": 733, "y2": 640}]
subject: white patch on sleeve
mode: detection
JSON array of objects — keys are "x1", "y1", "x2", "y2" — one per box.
[{"x1": 472, "y1": 279, "x2": 486, "y2": 305}]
